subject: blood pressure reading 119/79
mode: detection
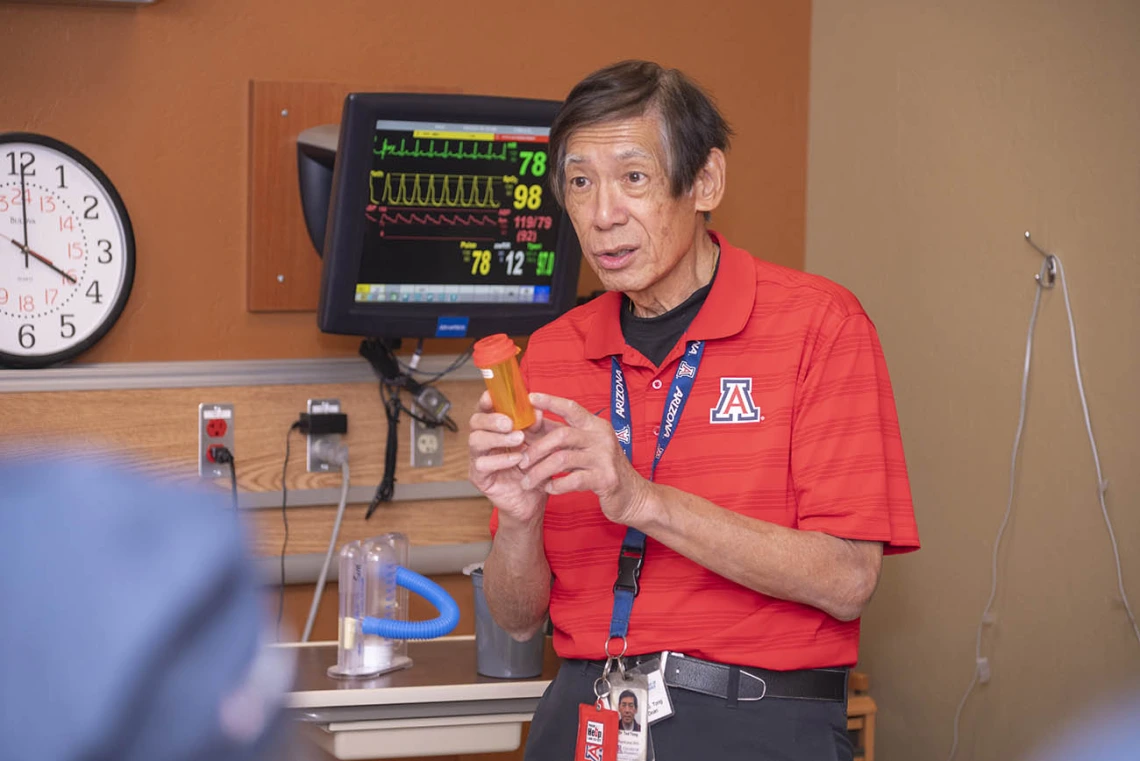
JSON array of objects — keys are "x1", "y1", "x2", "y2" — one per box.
[{"x1": 354, "y1": 119, "x2": 563, "y2": 305}]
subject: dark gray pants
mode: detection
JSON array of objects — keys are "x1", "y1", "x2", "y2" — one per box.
[{"x1": 524, "y1": 659, "x2": 853, "y2": 761}]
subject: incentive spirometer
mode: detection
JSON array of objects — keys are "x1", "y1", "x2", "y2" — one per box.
[{"x1": 329, "y1": 532, "x2": 460, "y2": 678}]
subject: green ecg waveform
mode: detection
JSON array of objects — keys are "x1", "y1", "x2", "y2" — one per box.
[
  {"x1": 374, "y1": 137, "x2": 509, "y2": 161},
  {"x1": 370, "y1": 171, "x2": 517, "y2": 209}
]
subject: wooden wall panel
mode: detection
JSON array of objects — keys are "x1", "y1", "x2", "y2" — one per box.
[
  {"x1": 0, "y1": 379, "x2": 483, "y2": 490},
  {"x1": 247, "y1": 81, "x2": 460, "y2": 312},
  {"x1": 249, "y1": 498, "x2": 491, "y2": 556},
  {"x1": 0, "y1": 378, "x2": 492, "y2": 554}
]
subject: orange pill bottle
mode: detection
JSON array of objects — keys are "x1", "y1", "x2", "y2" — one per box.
[{"x1": 472, "y1": 334, "x2": 536, "y2": 430}]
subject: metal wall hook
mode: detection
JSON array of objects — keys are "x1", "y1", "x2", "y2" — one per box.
[{"x1": 1024, "y1": 231, "x2": 1057, "y2": 289}]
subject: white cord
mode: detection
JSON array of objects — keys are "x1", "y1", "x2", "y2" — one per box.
[
  {"x1": 946, "y1": 254, "x2": 1139, "y2": 761},
  {"x1": 301, "y1": 451, "x2": 351, "y2": 643},
  {"x1": 1054, "y1": 256, "x2": 1140, "y2": 643}
]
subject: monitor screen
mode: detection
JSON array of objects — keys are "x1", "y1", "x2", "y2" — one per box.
[
  {"x1": 358, "y1": 119, "x2": 559, "y2": 307},
  {"x1": 317, "y1": 94, "x2": 581, "y2": 340}
]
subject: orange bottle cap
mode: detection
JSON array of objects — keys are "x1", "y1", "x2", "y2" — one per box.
[{"x1": 472, "y1": 334, "x2": 520, "y2": 368}]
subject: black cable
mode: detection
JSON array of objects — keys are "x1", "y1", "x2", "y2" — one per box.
[
  {"x1": 396, "y1": 340, "x2": 475, "y2": 384},
  {"x1": 360, "y1": 337, "x2": 470, "y2": 517},
  {"x1": 227, "y1": 458, "x2": 238, "y2": 513},
  {"x1": 277, "y1": 421, "x2": 302, "y2": 641},
  {"x1": 210, "y1": 446, "x2": 239, "y2": 512},
  {"x1": 366, "y1": 386, "x2": 401, "y2": 519}
]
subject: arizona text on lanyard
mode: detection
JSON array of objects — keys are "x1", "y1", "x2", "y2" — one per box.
[{"x1": 605, "y1": 340, "x2": 705, "y2": 668}]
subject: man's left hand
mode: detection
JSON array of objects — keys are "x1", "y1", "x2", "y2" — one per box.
[{"x1": 517, "y1": 392, "x2": 652, "y2": 526}]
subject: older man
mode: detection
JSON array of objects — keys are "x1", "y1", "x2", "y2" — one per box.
[{"x1": 468, "y1": 60, "x2": 919, "y2": 760}]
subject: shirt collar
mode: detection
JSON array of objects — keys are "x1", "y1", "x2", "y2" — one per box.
[{"x1": 584, "y1": 230, "x2": 756, "y2": 364}]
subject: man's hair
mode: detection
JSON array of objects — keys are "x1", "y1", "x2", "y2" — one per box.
[
  {"x1": 549, "y1": 60, "x2": 732, "y2": 206},
  {"x1": 619, "y1": 690, "x2": 638, "y2": 708}
]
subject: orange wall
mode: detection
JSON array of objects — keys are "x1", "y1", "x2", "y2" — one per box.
[{"x1": 0, "y1": 0, "x2": 811, "y2": 363}]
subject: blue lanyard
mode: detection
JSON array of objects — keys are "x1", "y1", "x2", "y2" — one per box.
[{"x1": 607, "y1": 341, "x2": 705, "y2": 645}]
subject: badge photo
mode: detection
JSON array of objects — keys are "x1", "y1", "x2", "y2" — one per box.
[{"x1": 608, "y1": 672, "x2": 651, "y2": 761}]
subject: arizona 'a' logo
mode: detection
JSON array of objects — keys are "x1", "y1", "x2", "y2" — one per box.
[
  {"x1": 710, "y1": 377, "x2": 762, "y2": 424},
  {"x1": 614, "y1": 425, "x2": 632, "y2": 445}
]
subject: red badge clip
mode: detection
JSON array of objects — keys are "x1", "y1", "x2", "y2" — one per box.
[{"x1": 575, "y1": 701, "x2": 619, "y2": 761}]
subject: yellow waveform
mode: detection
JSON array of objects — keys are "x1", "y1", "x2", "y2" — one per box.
[{"x1": 370, "y1": 171, "x2": 511, "y2": 209}]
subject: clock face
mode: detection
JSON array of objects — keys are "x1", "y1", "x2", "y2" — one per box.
[{"x1": 0, "y1": 133, "x2": 135, "y2": 368}]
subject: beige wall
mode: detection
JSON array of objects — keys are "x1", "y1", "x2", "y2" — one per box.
[{"x1": 806, "y1": 1, "x2": 1140, "y2": 759}]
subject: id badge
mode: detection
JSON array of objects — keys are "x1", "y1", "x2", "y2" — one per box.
[
  {"x1": 627, "y1": 656, "x2": 675, "y2": 725},
  {"x1": 576, "y1": 702, "x2": 618, "y2": 761},
  {"x1": 607, "y1": 671, "x2": 651, "y2": 761}
]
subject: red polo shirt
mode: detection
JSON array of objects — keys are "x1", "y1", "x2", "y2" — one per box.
[{"x1": 491, "y1": 231, "x2": 919, "y2": 670}]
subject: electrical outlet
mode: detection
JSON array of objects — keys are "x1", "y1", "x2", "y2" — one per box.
[
  {"x1": 306, "y1": 398, "x2": 343, "y2": 473},
  {"x1": 410, "y1": 409, "x2": 444, "y2": 468},
  {"x1": 198, "y1": 403, "x2": 235, "y2": 478}
]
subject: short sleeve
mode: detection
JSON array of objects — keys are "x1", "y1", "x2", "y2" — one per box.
[{"x1": 791, "y1": 314, "x2": 919, "y2": 554}]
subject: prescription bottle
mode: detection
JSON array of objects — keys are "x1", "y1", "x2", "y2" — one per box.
[{"x1": 472, "y1": 334, "x2": 535, "y2": 430}]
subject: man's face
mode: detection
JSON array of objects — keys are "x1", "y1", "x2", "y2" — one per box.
[
  {"x1": 560, "y1": 114, "x2": 703, "y2": 300},
  {"x1": 619, "y1": 696, "x2": 637, "y2": 724}
]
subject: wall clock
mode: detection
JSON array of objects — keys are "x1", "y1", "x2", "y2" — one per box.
[{"x1": 0, "y1": 133, "x2": 135, "y2": 368}]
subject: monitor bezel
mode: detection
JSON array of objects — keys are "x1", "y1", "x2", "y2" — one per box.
[{"x1": 317, "y1": 93, "x2": 581, "y2": 339}]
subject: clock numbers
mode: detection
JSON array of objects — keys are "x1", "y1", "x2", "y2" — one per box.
[
  {"x1": 86, "y1": 280, "x2": 103, "y2": 304},
  {"x1": 6, "y1": 151, "x2": 35, "y2": 176},
  {"x1": 0, "y1": 187, "x2": 30, "y2": 212},
  {"x1": 0, "y1": 135, "x2": 136, "y2": 367}
]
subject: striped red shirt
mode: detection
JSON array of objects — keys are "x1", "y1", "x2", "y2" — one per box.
[{"x1": 491, "y1": 231, "x2": 919, "y2": 670}]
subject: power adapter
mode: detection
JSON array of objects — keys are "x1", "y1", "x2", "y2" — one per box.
[{"x1": 298, "y1": 412, "x2": 348, "y2": 436}]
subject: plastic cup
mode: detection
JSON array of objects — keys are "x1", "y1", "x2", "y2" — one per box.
[{"x1": 472, "y1": 334, "x2": 535, "y2": 430}]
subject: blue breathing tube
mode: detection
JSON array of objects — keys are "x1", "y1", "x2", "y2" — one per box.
[{"x1": 361, "y1": 566, "x2": 460, "y2": 640}]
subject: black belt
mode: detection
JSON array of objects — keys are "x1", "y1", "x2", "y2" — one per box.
[{"x1": 575, "y1": 652, "x2": 848, "y2": 703}]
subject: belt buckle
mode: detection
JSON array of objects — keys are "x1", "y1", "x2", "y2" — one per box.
[
  {"x1": 662, "y1": 652, "x2": 768, "y2": 702},
  {"x1": 738, "y1": 669, "x2": 768, "y2": 702}
]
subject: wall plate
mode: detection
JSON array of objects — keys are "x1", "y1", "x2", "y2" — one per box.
[
  {"x1": 410, "y1": 407, "x2": 444, "y2": 468},
  {"x1": 198, "y1": 402, "x2": 235, "y2": 478},
  {"x1": 306, "y1": 398, "x2": 343, "y2": 473}
]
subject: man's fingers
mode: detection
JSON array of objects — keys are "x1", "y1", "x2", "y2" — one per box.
[
  {"x1": 529, "y1": 393, "x2": 595, "y2": 428},
  {"x1": 477, "y1": 390, "x2": 494, "y2": 412},
  {"x1": 468, "y1": 429, "x2": 525, "y2": 457},
  {"x1": 520, "y1": 448, "x2": 588, "y2": 491},
  {"x1": 518, "y1": 424, "x2": 583, "y2": 470},
  {"x1": 469, "y1": 410, "x2": 516, "y2": 435},
  {"x1": 472, "y1": 450, "x2": 525, "y2": 475},
  {"x1": 543, "y1": 471, "x2": 590, "y2": 496}
]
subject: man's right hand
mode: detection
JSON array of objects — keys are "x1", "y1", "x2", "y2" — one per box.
[{"x1": 468, "y1": 391, "x2": 551, "y2": 525}]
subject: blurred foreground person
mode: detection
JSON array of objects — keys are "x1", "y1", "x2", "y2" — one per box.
[{"x1": 0, "y1": 452, "x2": 304, "y2": 761}]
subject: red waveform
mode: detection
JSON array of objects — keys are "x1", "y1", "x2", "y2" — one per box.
[{"x1": 369, "y1": 211, "x2": 501, "y2": 228}]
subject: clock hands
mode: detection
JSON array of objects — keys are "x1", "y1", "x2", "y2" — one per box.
[
  {"x1": 0, "y1": 232, "x2": 78, "y2": 284},
  {"x1": 19, "y1": 165, "x2": 30, "y2": 269}
]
